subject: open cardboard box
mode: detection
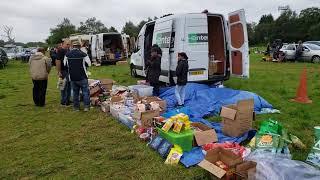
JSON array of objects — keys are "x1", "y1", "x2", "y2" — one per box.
[
  {"x1": 191, "y1": 122, "x2": 218, "y2": 146},
  {"x1": 198, "y1": 147, "x2": 243, "y2": 179},
  {"x1": 220, "y1": 99, "x2": 254, "y2": 137},
  {"x1": 134, "y1": 110, "x2": 160, "y2": 128},
  {"x1": 235, "y1": 161, "x2": 257, "y2": 180},
  {"x1": 140, "y1": 96, "x2": 167, "y2": 113},
  {"x1": 110, "y1": 96, "x2": 123, "y2": 104},
  {"x1": 99, "y1": 79, "x2": 114, "y2": 91}
]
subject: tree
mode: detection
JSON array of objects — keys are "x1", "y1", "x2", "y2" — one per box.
[
  {"x1": 0, "y1": 39, "x2": 5, "y2": 47},
  {"x1": 1, "y1": 25, "x2": 15, "y2": 43},
  {"x1": 78, "y1": 17, "x2": 109, "y2": 34},
  {"x1": 46, "y1": 18, "x2": 76, "y2": 45},
  {"x1": 259, "y1": 14, "x2": 274, "y2": 24},
  {"x1": 109, "y1": 26, "x2": 118, "y2": 33},
  {"x1": 122, "y1": 21, "x2": 138, "y2": 38}
]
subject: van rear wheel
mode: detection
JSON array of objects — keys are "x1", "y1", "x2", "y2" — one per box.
[{"x1": 130, "y1": 64, "x2": 138, "y2": 77}]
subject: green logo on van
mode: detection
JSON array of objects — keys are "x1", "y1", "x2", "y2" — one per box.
[
  {"x1": 155, "y1": 32, "x2": 175, "y2": 48},
  {"x1": 188, "y1": 33, "x2": 208, "y2": 43}
]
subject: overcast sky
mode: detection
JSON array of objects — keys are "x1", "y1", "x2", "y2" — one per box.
[{"x1": 0, "y1": 0, "x2": 319, "y2": 43}]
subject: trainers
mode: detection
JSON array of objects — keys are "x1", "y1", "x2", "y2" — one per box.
[{"x1": 84, "y1": 108, "x2": 89, "y2": 112}]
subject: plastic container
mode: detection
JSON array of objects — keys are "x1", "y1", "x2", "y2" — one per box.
[
  {"x1": 118, "y1": 113, "x2": 135, "y2": 129},
  {"x1": 128, "y1": 85, "x2": 153, "y2": 97},
  {"x1": 157, "y1": 128, "x2": 194, "y2": 152}
]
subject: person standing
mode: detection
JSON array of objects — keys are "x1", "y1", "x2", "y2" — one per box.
[
  {"x1": 295, "y1": 40, "x2": 303, "y2": 61},
  {"x1": 64, "y1": 41, "x2": 91, "y2": 112},
  {"x1": 147, "y1": 46, "x2": 162, "y2": 96},
  {"x1": 175, "y1": 52, "x2": 189, "y2": 107},
  {"x1": 29, "y1": 48, "x2": 52, "y2": 107},
  {"x1": 56, "y1": 40, "x2": 71, "y2": 106}
]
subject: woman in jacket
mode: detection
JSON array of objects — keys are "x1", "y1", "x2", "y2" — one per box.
[
  {"x1": 148, "y1": 47, "x2": 161, "y2": 96},
  {"x1": 175, "y1": 52, "x2": 189, "y2": 106}
]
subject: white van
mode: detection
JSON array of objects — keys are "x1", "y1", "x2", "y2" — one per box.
[
  {"x1": 130, "y1": 9, "x2": 249, "y2": 83},
  {"x1": 91, "y1": 33, "x2": 130, "y2": 64}
]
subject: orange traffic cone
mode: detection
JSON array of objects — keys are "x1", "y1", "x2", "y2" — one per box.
[{"x1": 291, "y1": 68, "x2": 312, "y2": 104}]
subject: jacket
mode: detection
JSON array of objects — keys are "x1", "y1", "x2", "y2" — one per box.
[
  {"x1": 64, "y1": 48, "x2": 91, "y2": 81},
  {"x1": 147, "y1": 55, "x2": 161, "y2": 83},
  {"x1": 176, "y1": 59, "x2": 189, "y2": 85},
  {"x1": 29, "y1": 52, "x2": 52, "y2": 80}
]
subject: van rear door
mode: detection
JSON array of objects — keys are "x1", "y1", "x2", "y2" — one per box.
[
  {"x1": 228, "y1": 9, "x2": 249, "y2": 78},
  {"x1": 152, "y1": 19, "x2": 173, "y2": 83}
]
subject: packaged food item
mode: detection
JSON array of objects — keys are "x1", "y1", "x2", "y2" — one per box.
[
  {"x1": 140, "y1": 133, "x2": 150, "y2": 141},
  {"x1": 162, "y1": 118, "x2": 174, "y2": 132},
  {"x1": 149, "y1": 136, "x2": 164, "y2": 150},
  {"x1": 255, "y1": 134, "x2": 280, "y2": 153},
  {"x1": 165, "y1": 145, "x2": 183, "y2": 165},
  {"x1": 158, "y1": 140, "x2": 173, "y2": 158},
  {"x1": 290, "y1": 134, "x2": 306, "y2": 149},
  {"x1": 173, "y1": 120, "x2": 184, "y2": 133}
]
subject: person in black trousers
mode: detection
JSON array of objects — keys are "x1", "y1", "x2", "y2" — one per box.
[
  {"x1": 29, "y1": 48, "x2": 52, "y2": 106},
  {"x1": 147, "y1": 46, "x2": 161, "y2": 96}
]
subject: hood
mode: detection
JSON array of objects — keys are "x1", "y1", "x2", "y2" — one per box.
[{"x1": 31, "y1": 52, "x2": 44, "y2": 60}]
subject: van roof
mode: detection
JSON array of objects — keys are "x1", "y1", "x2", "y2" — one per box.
[{"x1": 147, "y1": 12, "x2": 224, "y2": 23}]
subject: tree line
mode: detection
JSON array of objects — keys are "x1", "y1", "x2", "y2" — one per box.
[{"x1": 248, "y1": 7, "x2": 320, "y2": 45}]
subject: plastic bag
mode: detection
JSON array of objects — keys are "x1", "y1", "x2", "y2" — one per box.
[{"x1": 246, "y1": 151, "x2": 320, "y2": 180}]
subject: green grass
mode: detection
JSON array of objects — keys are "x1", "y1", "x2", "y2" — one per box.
[{"x1": 0, "y1": 54, "x2": 319, "y2": 179}]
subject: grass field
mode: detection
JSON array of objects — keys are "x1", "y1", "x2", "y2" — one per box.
[{"x1": 0, "y1": 53, "x2": 319, "y2": 179}]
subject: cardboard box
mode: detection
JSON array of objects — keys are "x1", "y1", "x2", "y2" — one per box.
[
  {"x1": 140, "y1": 96, "x2": 167, "y2": 112},
  {"x1": 134, "y1": 110, "x2": 160, "y2": 128},
  {"x1": 235, "y1": 161, "x2": 257, "y2": 180},
  {"x1": 220, "y1": 99, "x2": 254, "y2": 137},
  {"x1": 110, "y1": 96, "x2": 123, "y2": 104},
  {"x1": 198, "y1": 147, "x2": 243, "y2": 179},
  {"x1": 191, "y1": 122, "x2": 218, "y2": 146},
  {"x1": 100, "y1": 79, "x2": 113, "y2": 91},
  {"x1": 90, "y1": 86, "x2": 101, "y2": 96}
]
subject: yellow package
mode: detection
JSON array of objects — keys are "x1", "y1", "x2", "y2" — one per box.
[
  {"x1": 173, "y1": 120, "x2": 184, "y2": 133},
  {"x1": 162, "y1": 119, "x2": 174, "y2": 132},
  {"x1": 165, "y1": 145, "x2": 183, "y2": 165}
]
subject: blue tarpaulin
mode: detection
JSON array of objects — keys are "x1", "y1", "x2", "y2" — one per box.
[
  {"x1": 160, "y1": 83, "x2": 274, "y2": 118},
  {"x1": 159, "y1": 83, "x2": 274, "y2": 167}
]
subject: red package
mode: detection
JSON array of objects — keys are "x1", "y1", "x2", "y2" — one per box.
[{"x1": 203, "y1": 142, "x2": 246, "y2": 157}]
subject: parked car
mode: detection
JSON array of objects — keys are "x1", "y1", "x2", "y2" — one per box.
[
  {"x1": 21, "y1": 49, "x2": 33, "y2": 62},
  {"x1": 0, "y1": 48, "x2": 9, "y2": 68},
  {"x1": 304, "y1": 41, "x2": 320, "y2": 47},
  {"x1": 280, "y1": 43, "x2": 320, "y2": 63}
]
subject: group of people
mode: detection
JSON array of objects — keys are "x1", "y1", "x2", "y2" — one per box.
[
  {"x1": 265, "y1": 40, "x2": 304, "y2": 61},
  {"x1": 146, "y1": 44, "x2": 189, "y2": 107},
  {"x1": 29, "y1": 41, "x2": 190, "y2": 111},
  {"x1": 29, "y1": 40, "x2": 92, "y2": 111}
]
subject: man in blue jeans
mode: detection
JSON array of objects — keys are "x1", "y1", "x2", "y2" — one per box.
[
  {"x1": 56, "y1": 40, "x2": 71, "y2": 106},
  {"x1": 64, "y1": 41, "x2": 91, "y2": 111}
]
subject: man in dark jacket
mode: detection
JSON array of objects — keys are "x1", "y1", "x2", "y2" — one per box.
[
  {"x1": 295, "y1": 40, "x2": 303, "y2": 60},
  {"x1": 148, "y1": 47, "x2": 161, "y2": 96},
  {"x1": 64, "y1": 41, "x2": 91, "y2": 111},
  {"x1": 175, "y1": 52, "x2": 189, "y2": 106}
]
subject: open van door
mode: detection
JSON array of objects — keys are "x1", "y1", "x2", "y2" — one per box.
[
  {"x1": 228, "y1": 9, "x2": 249, "y2": 78},
  {"x1": 152, "y1": 19, "x2": 173, "y2": 83}
]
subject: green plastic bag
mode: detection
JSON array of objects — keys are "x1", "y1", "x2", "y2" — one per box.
[{"x1": 259, "y1": 119, "x2": 283, "y2": 135}]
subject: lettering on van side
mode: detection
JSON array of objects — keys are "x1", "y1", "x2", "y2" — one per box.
[
  {"x1": 188, "y1": 33, "x2": 208, "y2": 43},
  {"x1": 156, "y1": 32, "x2": 175, "y2": 48}
]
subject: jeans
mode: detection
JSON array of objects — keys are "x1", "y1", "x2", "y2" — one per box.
[
  {"x1": 150, "y1": 82, "x2": 160, "y2": 96},
  {"x1": 61, "y1": 78, "x2": 71, "y2": 105},
  {"x1": 71, "y1": 79, "x2": 90, "y2": 110},
  {"x1": 175, "y1": 85, "x2": 186, "y2": 106},
  {"x1": 32, "y1": 80, "x2": 48, "y2": 106}
]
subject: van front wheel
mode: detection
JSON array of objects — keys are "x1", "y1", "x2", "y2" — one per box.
[{"x1": 130, "y1": 64, "x2": 138, "y2": 77}]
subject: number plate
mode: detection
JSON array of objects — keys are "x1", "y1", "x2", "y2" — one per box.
[{"x1": 190, "y1": 71, "x2": 204, "y2": 75}]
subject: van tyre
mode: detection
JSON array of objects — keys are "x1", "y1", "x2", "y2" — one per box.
[
  {"x1": 130, "y1": 64, "x2": 138, "y2": 77},
  {"x1": 312, "y1": 56, "x2": 320, "y2": 63}
]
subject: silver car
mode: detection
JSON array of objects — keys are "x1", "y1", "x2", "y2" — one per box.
[{"x1": 280, "y1": 43, "x2": 320, "y2": 63}]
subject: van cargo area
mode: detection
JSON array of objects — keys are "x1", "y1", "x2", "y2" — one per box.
[
  {"x1": 103, "y1": 34, "x2": 125, "y2": 61},
  {"x1": 207, "y1": 15, "x2": 226, "y2": 79},
  {"x1": 144, "y1": 23, "x2": 155, "y2": 66}
]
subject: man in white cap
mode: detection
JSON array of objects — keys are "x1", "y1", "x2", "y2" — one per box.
[{"x1": 64, "y1": 41, "x2": 91, "y2": 111}]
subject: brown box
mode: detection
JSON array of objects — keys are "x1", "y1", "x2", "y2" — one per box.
[
  {"x1": 198, "y1": 147, "x2": 243, "y2": 179},
  {"x1": 235, "y1": 161, "x2": 257, "y2": 180},
  {"x1": 100, "y1": 79, "x2": 113, "y2": 91},
  {"x1": 134, "y1": 110, "x2": 160, "y2": 128},
  {"x1": 90, "y1": 86, "x2": 101, "y2": 96},
  {"x1": 191, "y1": 122, "x2": 218, "y2": 146},
  {"x1": 140, "y1": 96, "x2": 167, "y2": 112},
  {"x1": 220, "y1": 99, "x2": 254, "y2": 137},
  {"x1": 110, "y1": 96, "x2": 123, "y2": 104}
]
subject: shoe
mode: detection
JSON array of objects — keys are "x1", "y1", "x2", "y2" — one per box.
[
  {"x1": 74, "y1": 109, "x2": 80, "y2": 112},
  {"x1": 84, "y1": 108, "x2": 89, "y2": 112}
]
